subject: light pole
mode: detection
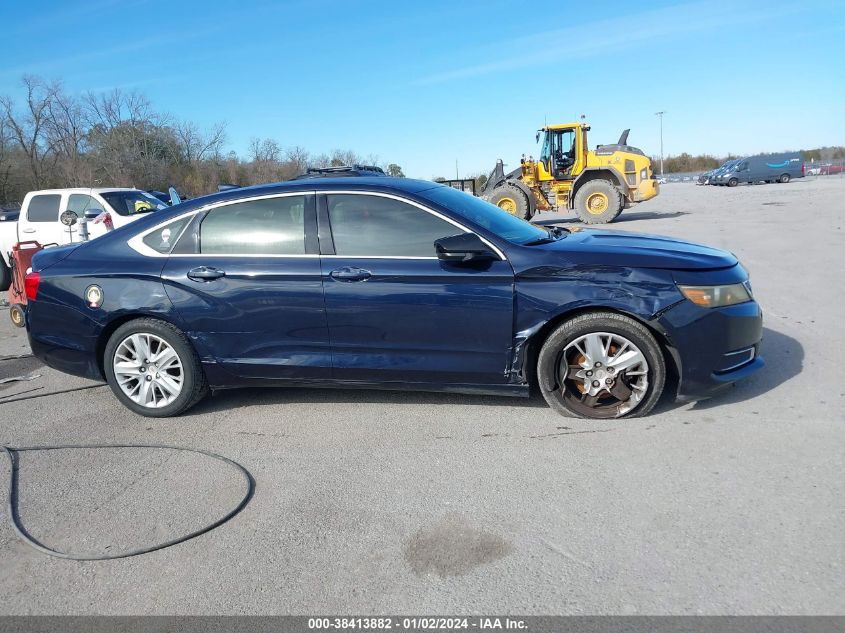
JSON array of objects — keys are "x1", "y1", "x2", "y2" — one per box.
[{"x1": 655, "y1": 111, "x2": 666, "y2": 176}]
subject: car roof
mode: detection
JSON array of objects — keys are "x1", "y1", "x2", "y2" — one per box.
[
  {"x1": 25, "y1": 188, "x2": 144, "y2": 195},
  {"x1": 174, "y1": 177, "x2": 443, "y2": 211}
]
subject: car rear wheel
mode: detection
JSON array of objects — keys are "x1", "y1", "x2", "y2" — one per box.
[
  {"x1": 537, "y1": 312, "x2": 665, "y2": 419},
  {"x1": 779, "y1": 173, "x2": 790, "y2": 183},
  {"x1": 728, "y1": 178, "x2": 738, "y2": 187},
  {"x1": 104, "y1": 318, "x2": 208, "y2": 417}
]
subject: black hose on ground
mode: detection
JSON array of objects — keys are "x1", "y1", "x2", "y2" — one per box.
[
  {"x1": 2, "y1": 444, "x2": 254, "y2": 561},
  {"x1": 0, "y1": 354, "x2": 34, "y2": 361},
  {"x1": 0, "y1": 383, "x2": 104, "y2": 404}
]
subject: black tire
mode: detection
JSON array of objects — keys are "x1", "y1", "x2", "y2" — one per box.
[
  {"x1": 728, "y1": 178, "x2": 738, "y2": 187},
  {"x1": 0, "y1": 260, "x2": 10, "y2": 292},
  {"x1": 536, "y1": 311, "x2": 666, "y2": 419},
  {"x1": 779, "y1": 173, "x2": 790, "y2": 183},
  {"x1": 104, "y1": 317, "x2": 208, "y2": 417},
  {"x1": 573, "y1": 180, "x2": 623, "y2": 224},
  {"x1": 488, "y1": 185, "x2": 531, "y2": 220}
]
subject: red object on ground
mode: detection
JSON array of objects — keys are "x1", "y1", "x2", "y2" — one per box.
[{"x1": 7, "y1": 241, "x2": 44, "y2": 308}]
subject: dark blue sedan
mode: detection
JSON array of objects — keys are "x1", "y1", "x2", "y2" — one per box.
[{"x1": 23, "y1": 177, "x2": 764, "y2": 418}]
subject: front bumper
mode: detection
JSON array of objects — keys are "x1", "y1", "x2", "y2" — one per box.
[{"x1": 657, "y1": 298, "x2": 764, "y2": 401}]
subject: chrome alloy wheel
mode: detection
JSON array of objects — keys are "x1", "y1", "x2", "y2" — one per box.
[
  {"x1": 559, "y1": 331, "x2": 650, "y2": 417},
  {"x1": 113, "y1": 333, "x2": 184, "y2": 408}
]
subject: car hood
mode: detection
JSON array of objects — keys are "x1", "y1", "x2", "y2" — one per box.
[{"x1": 534, "y1": 228, "x2": 738, "y2": 271}]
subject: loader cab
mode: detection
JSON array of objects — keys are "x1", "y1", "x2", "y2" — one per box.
[{"x1": 536, "y1": 124, "x2": 586, "y2": 181}]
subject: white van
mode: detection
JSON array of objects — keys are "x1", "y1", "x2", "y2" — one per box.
[{"x1": 0, "y1": 188, "x2": 168, "y2": 290}]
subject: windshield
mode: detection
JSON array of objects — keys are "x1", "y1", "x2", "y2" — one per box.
[
  {"x1": 420, "y1": 186, "x2": 548, "y2": 245},
  {"x1": 101, "y1": 190, "x2": 168, "y2": 216}
]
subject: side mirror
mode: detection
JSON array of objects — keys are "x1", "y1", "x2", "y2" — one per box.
[
  {"x1": 435, "y1": 233, "x2": 497, "y2": 265},
  {"x1": 60, "y1": 210, "x2": 78, "y2": 226},
  {"x1": 84, "y1": 208, "x2": 103, "y2": 219}
]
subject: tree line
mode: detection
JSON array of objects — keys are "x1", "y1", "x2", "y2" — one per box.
[
  {"x1": 2, "y1": 75, "x2": 842, "y2": 206},
  {"x1": 0, "y1": 76, "x2": 405, "y2": 207}
]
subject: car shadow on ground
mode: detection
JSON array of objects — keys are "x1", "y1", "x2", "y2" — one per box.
[
  {"x1": 187, "y1": 384, "x2": 550, "y2": 417},
  {"x1": 655, "y1": 326, "x2": 803, "y2": 414},
  {"x1": 533, "y1": 210, "x2": 689, "y2": 226}
]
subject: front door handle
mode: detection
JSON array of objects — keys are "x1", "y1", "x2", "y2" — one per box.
[
  {"x1": 187, "y1": 266, "x2": 226, "y2": 281},
  {"x1": 21, "y1": 228, "x2": 35, "y2": 234},
  {"x1": 330, "y1": 266, "x2": 371, "y2": 282}
]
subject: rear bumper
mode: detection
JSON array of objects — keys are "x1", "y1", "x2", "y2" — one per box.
[
  {"x1": 633, "y1": 178, "x2": 659, "y2": 202},
  {"x1": 26, "y1": 300, "x2": 105, "y2": 382},
  {"x1": 657, "y1": 299, "x2": 764, "y2": 401}
]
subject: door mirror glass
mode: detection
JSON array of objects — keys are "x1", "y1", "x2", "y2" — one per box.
[
  {"x1": 435, "y1": 233, "x2": 497, "y2": 264},
  {"x1": 60, "y1": 210, "x2": 78, "y2": 226}
]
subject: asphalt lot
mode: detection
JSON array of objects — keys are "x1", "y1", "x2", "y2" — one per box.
[{"x1": 0, "y1": 176, "x2": 842, "y2": 615}]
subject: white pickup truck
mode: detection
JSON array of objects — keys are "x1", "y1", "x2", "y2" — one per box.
[{"x1": 0, "y1": 187, "x2": 169, "y2": 290}]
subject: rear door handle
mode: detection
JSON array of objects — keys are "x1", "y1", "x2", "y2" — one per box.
[
  {"x1": 21, "y1": 228, "x2": 35, "y2": 234},
  {"x1": 330, "y1": 266, "x2": 371, "y2": 282},
  {"x1": 187, "y1": 266, "x2": 226, "y2": 281}
]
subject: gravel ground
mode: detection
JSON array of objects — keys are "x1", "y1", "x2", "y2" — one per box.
[{"x1": 0, "y1": 176, "x2": 842, "y2": 615}]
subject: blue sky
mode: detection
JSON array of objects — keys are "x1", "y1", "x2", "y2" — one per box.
[{"x1": 3, "y1": 0, "x2": 843, "y2": 178}]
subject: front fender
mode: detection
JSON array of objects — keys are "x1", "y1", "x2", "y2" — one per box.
[{"x1": 507, "y1": 265, "x2": 683, "y2": 382}]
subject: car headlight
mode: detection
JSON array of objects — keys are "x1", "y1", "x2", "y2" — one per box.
[{"x1": 678, "y1": 283, "x2": 751, "y2": 308}]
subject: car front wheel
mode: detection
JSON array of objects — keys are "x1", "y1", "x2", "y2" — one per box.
[
  {"x1": 104, "y1": 318, "x2": 208, "y2": 417},
  {"x1": 537, "y1": 312, "x2": 666, "y2": 419}
]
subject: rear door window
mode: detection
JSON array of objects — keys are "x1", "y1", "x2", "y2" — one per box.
[
  {"x1": 200, "y1": 196, "x2": 306, "y2": 255},
  {"x1": 26, "y1": 194, "x2": 61, "y2": 222}
]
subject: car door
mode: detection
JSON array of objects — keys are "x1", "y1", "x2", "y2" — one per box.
[
  {"x1": 318, "y1": 191, "x2": 515, "y2": 386},
  {"x1": 66, "y1": 193, "x2": 108, "y2": 238},
  {"x1": 159, "y1": 192, "x2": 332, "y2": 380},
  {"x1": 19, "y1": 192, "x2": 68, "y2": 245}
]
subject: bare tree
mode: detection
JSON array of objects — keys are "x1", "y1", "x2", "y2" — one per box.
[
  {"x1": 44, "y1": 84, "x2": 91, "y2": 185},
  {"x1": 0, "y1": 74, "x2": 412, "y2": 204},
  {"x1": 0, "y1": 117, "x2": 14, "y2": 204},
  {"x1": 175, "y1": 120, "x2": 226, "y2": 163},
  {"x1": 285, "y1": 145, "x2": 310, "y2": 175},
  {"x1": 246, "y1": 137, "x2": 284, "y2": 184},
  {"x1": 84, "y1": 88, "x2": 177, "y2": 187},
  {"x1": 0, "y1": 75, "x2": 61, "y2": 189},
  {"x1": 386, "y1": 163, "x2": 405, "y2": 177}
]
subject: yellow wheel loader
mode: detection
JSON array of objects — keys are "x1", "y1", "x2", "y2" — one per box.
[{"x1": 482, "y1": 123, "x2": 660, "y2": 224}]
